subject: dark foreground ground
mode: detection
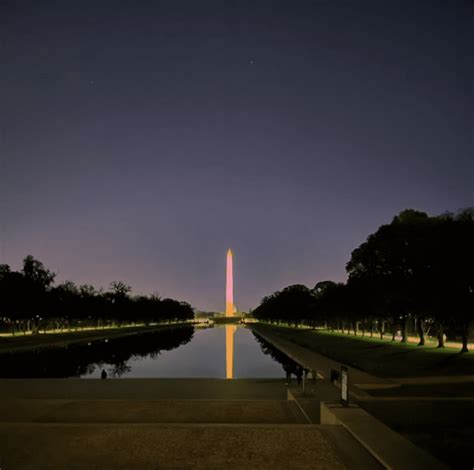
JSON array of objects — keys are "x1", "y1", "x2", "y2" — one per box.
[
  {"x1": 0, "y1": 379, "x2": 380, "y2": 470},
  {"x1": 359, "y1": 400, "x2": 474, "y2": 469},
  {"x1": 0, "y1": 423, "x2": 347, "y2": 470},
  {"x1": 253, "y1": 324, "x2": 474, "y2": 470}
]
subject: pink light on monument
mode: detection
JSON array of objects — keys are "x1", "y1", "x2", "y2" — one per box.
[
  {"x1": 226, "y1": 248, "x2": 233, "y2": 317},
  {"x1": 225, "y1": 248, "x2": 235, "y2": 379}
]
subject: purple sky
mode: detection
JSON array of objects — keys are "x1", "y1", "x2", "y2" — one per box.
[{"x1": 1, "y1": 1, "x2": 472, "y2": 311}]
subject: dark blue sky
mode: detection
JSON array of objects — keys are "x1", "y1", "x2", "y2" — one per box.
[{"x1": 1, "y1": 0, "x2": 472, "y2": 311}]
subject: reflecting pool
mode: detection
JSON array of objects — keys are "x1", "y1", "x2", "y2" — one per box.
[{"x1": 0, "y1": 325, "x2": 299, "y2": 379}]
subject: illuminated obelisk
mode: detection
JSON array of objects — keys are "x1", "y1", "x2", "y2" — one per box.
[
  {"x1": 225, "y1": 248, "x2": 235, "y2": 379},
  {"x1": 226, "y1": 248, "x2": 234, "y2": 317}
]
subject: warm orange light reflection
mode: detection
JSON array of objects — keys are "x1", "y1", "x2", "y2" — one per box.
[{"x1": 226, "y1": 324, "x2": 236, "y2": 379}]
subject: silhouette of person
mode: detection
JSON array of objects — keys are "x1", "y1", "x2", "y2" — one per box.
[
  {"x1": 101, "y1": 369, "x2": 107, "y2": 380},
  {"x1": 283, "y1": 365, "x2": 292, "y2": 385},
  {"x1": 295, "y1": 366, "x2": 303, "y2": 384}
]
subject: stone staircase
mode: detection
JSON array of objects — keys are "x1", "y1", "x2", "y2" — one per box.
[{"x1": 0, "y1": 379, "x2": 381, "y2": 469}]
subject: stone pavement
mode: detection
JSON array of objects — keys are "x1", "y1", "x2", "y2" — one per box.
[
  {"x1": 0, "y1": 423, "x2": 346, "y2": 470},
  {"x1": 0, "y1": 378, "x2": 288, "y2": 400},
  {"x1": 0, "y1": 399, "x2": 307, "y2": 424},
  {"x1": 0, "y1": 378, "x2": 382, "y2": 470}
]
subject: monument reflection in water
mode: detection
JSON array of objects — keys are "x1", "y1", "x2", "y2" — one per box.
[
  {"x1": 226, "y1": 325, "x2": 236, "y2": 379},
  {"x1": 0, "y1": 326, "x2": 295, "y2": 379}
]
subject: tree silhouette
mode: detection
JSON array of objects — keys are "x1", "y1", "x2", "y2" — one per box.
[{"x1": 253, "y1": 208, "x2": 474, "y2": 353}]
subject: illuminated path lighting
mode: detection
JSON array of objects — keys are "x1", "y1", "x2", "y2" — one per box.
[{"x1": 225, "y1": 248, "x2": 235, "y2": 379}]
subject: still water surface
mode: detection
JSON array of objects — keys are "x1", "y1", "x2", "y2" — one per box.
[
  {"x1": 82, "y1": 326, "x2": 285, "y2": 378},
  {"x1": 0, "y1": 326, "x2": 294, "y2": 379}
]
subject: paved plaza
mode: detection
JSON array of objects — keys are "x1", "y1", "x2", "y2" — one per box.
[{"x1": 0, "y1": 378, "x2": 381, "y2": 469}]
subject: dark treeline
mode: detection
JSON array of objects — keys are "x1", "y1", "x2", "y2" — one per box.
[
  {"x1": 0, "y1": 326, "x2": 194, "y2": 378},
  {"x1": 0, "y1": 256, "x2": 194, "y2": 334},
  {"x1": 253, "y1": 209, "x2": 474, "y2": 353}
]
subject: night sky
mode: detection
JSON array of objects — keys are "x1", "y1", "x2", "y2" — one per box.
[{"x1": 2, "y1": 1, "x2": 472, "y2": 311}]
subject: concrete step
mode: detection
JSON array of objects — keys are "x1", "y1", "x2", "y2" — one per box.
[
  {"x1": 0, "y1": 378, "x2": 288, "y2": 400},
  {"x1": 0, "y1": 422, "x2": 346, "y2": 470},
  {"x1": 0, "y1": 399, "x2": 307, "y2": 424}
]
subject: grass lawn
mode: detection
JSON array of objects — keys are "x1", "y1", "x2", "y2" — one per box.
[{"x1": 257, "y1": 324, "x2": 474, "y2": 377}]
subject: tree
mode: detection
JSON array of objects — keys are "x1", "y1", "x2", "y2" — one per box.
[
  {"x1": 50, "y1": 281, "x2": 79, "y2": 326},
  {"x1": 0, "y1": 265, "x2": 27, "y2": 334},
  {"x1": 22, "y1": 255, "x2": 55, "y2": 289},
  {"x1": 109, "y1": 281, "x2": 132, "y2": 298},
  {"x1": 20, "y1": 255, "x2": 56, "y2": 332},
  {"x1": 254, "y1": 208, "x2": 473, "y2": 354},
  {"x1": 2, "y1": 256, "x2": 196, "y2": 333},
  {"x1": 437, "y1": 209, "x2": 474, "y2": 352},
  {"x1": 347, "y1": 210, "x2": 432, "y2": 343},
  {"x1": 253, "y1": 284, "x2": 316, "y2": 326}
]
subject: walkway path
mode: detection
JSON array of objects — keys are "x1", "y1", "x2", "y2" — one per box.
[{"x1": 250, "y1": 324, "x2": 392, "y2": 395}]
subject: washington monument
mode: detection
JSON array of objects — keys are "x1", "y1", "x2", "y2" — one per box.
[
  {"x1": 225, "y1": 248, "x2": 235, "y2": 379},
  {"x1": 226, "y1": 248, "x2": 234, "y2": 317}
]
